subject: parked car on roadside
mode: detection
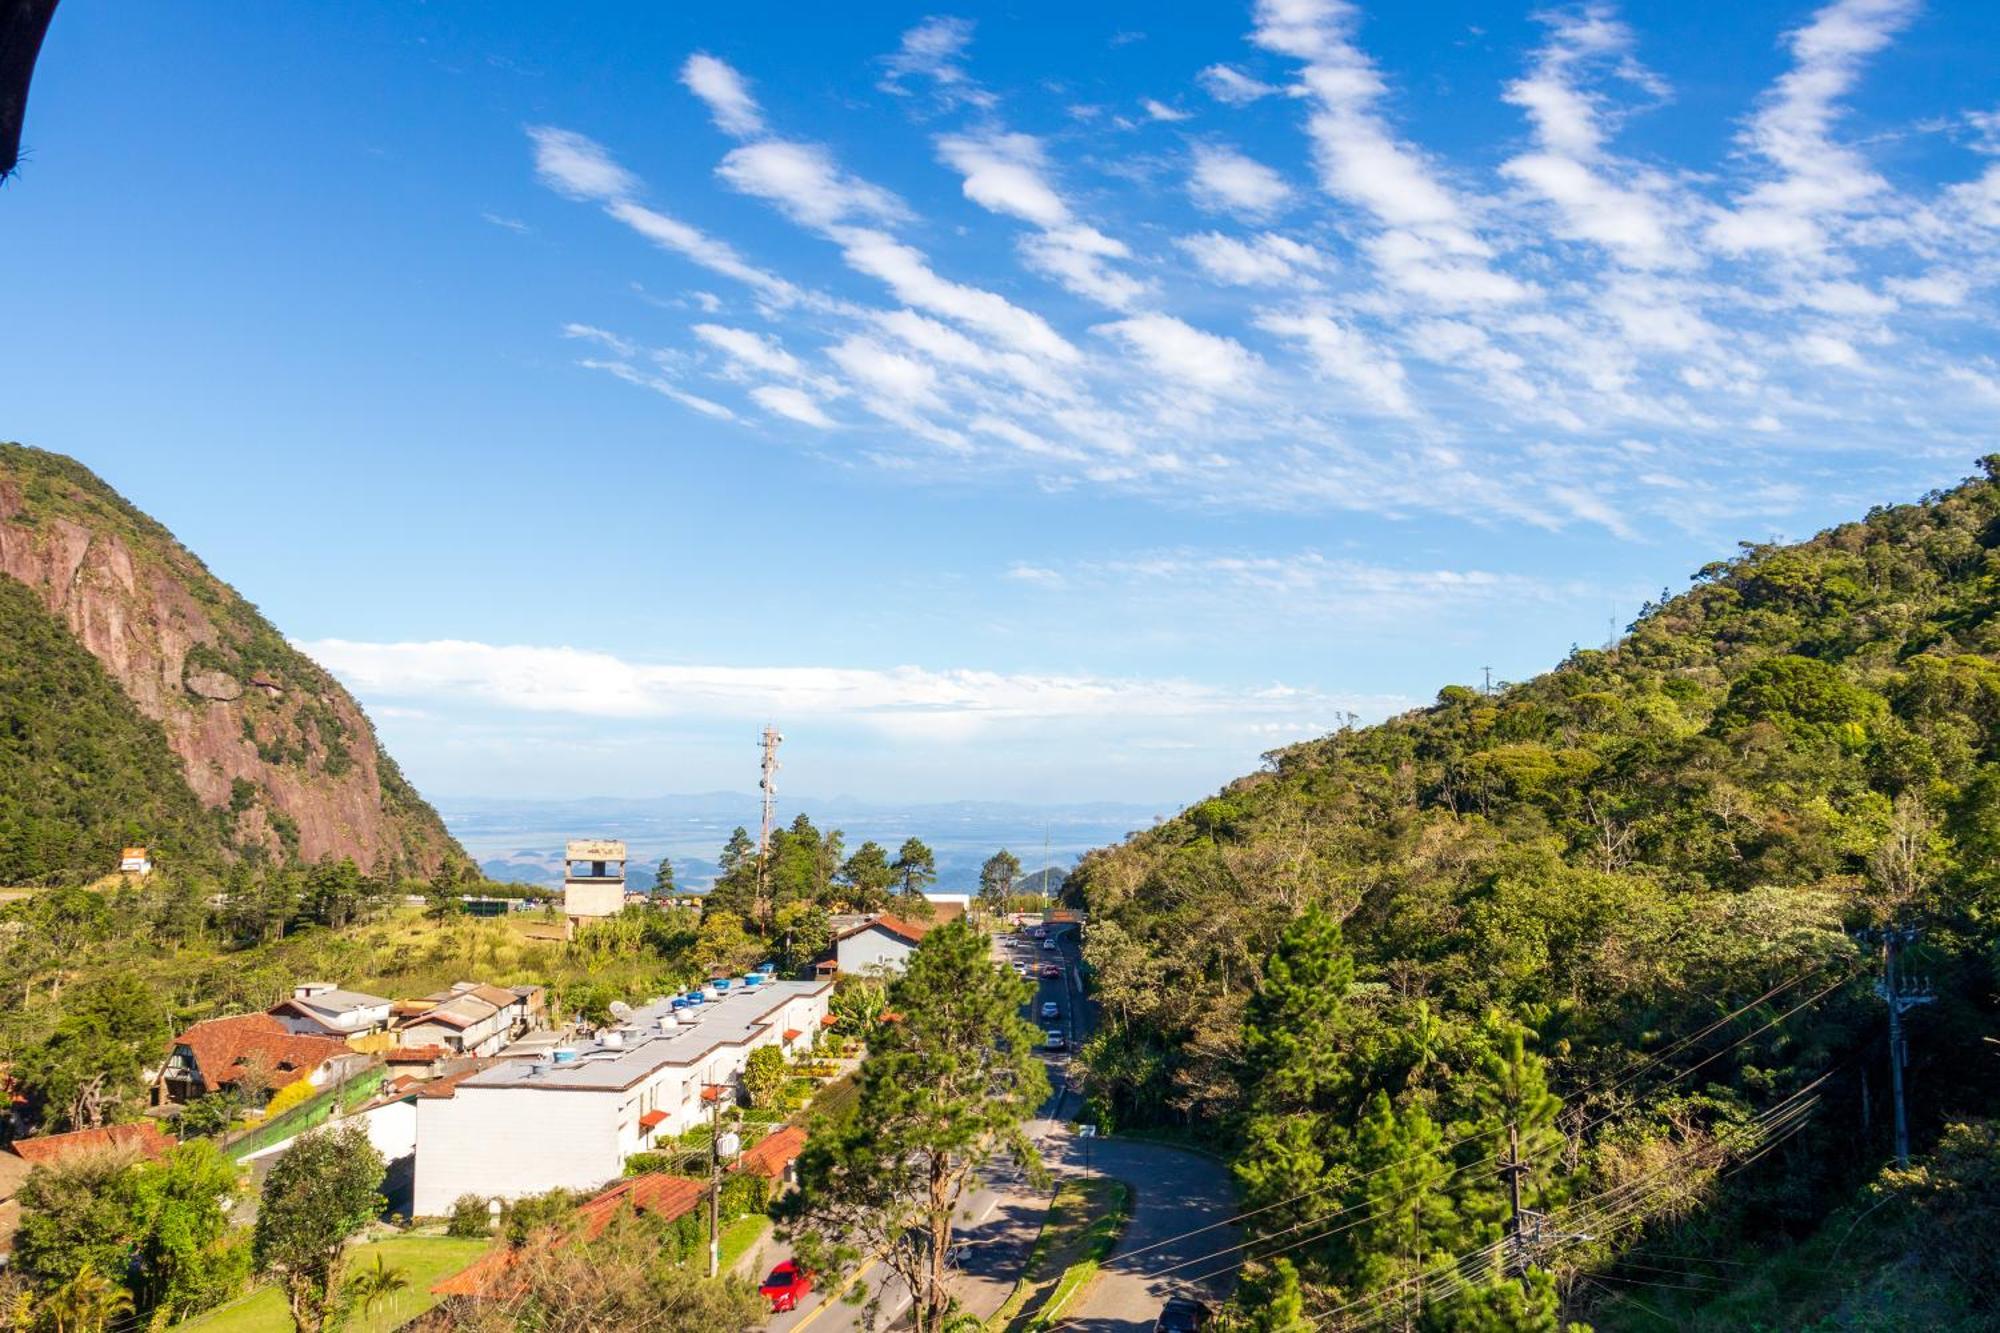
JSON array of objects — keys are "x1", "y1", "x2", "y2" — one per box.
[{"x1": 760, "y1": 1260, "x2": 813, "y2": 1312}]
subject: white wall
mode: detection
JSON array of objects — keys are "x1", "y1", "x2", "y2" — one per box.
[
  {"x1": 361, "y1": 1100, "x2": 417, "y2": 1160},
  {"x1": 837, "y1": 926, "x2": 913, "y2": 976},
  {"x1": 412, "y1": 1086, "x2": 623, "y2": 1216}
]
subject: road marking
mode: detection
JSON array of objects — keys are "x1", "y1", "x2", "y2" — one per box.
[{"x1": 789, "y1": 1256, "x2": 877, "y2": 1331}]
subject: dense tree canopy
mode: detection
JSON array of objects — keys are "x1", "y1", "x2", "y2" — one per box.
[{"x1": 1071, "y1": 460, "x2": 2000, "y2": 1326}]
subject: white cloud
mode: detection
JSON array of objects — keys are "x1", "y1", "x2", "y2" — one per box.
[
  {"x1": 1176, "y1": 231, "x2": 1329, "y2": 286},
  {"x1": 1795, "y1": 330, "x2": 1863, "y2": 366},
  {"x1": 528, "y1": 126, "x2": 639, "y2": 202},
  {"x1": 828, "y1": 334, "x2": 941, "y2": 407},
  {"x1": 1188, "y1": 143, "x2": 1294, "y2": 219},
  {"x1": 1256, "y1": 307, "x2": 1414, "y2": 415},
  {"x1": 1499, "y1": 11, "x2": 1685, "y2": 271},
  {"x1": 1197, "y1": 63, "x2": 1281, "y2": 105},
  {"x1": 692, "y1": 324, "x2": 804, "y2": 380},
  {"x1": 751, "y1": 383, "x2": 837, "y2": 427},
  {"x1": 833, "y1": 227, "x2": 1081, "y2": 363},
  {"x1": 1709, "y1": 0, "x2": 1920, "y2": 260},
  {"x1": 601, "y1": 199, "x2": 799, "y2": 302},
  {"x1": 937, "y1": 132, "x2": 1069, "y2": 227},
  {"x1": 576, "y1": 358, "x2": 737, "y2": 421},
  {"x1": 561, "y1": 323, "x2": 635, "y2": 357},
  {"x1": 1249, "y1": 0, "x2": 1525, "y2": 305},
  {"x1": 718, "y1": 140, "x2": 909, "y2": 228},
  {"x1": 680, "y1": 53, "x2": 765, "y2": 138},
  {"x1": 1094, "y1": 314, "x2": 1260, "y2": 396},
  {"x1": 1142, "y1": 98, "x2": 1192, "y2": 123},
  {"x1": 304, "y1": 637, "x2": 1376, "y2": 738},
  {"x1": 937, "y1": 132, "x2": 1145, "y2": 309},
  {"x1": 879, "y1": 16, "x2": 990, "y2": 105}
]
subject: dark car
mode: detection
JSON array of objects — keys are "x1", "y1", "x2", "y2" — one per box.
[
  {"x1": 1155, "y1": 1295, "x2": 1211, "y2": 1331},
  {"x1": 759, "y1": 1259, "x2": 813, "y2": 1312}
]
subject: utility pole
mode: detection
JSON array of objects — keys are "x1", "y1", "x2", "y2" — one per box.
[
  {"x1": 705, "y1": 1085, "x2": 740, "y2": 1278},
  {"x1": 1873, "y1": 926, "x2": 1933, "y2": 1168},
  {"x1": 1498, "y1": 1122, "x2": 1584, "y2": 1288},
  {"x1": 1482, "y1": 665, "x2": 1493, "y2": 697}
]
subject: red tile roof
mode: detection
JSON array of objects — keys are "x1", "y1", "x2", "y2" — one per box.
[
  {"x1": 8, "y1": 1122, "x2": 176, "y2": 1165},
  {"x1": 783, "y1": 1028, "x2": 803, "y2": 1042},
  {"x1": 432, "y1": 1173, "x2": 706, "y2": 1298},
  {"x1": 577, "y1": 1173, "x2": 705, "y2": 1237},
  {"x1": 168, "y1": 1015, "x2": 352, "y2": 1095},
  {"x1": 386, "y1": 1045, "x2": 447, "y2": 1064},
  {"x1": 819, "y1": 1014, "x2": 839, "y2": 1027},
  {"x1": 638, "y1": 1109, "x2": 667, "y2": 1129},
  {"x1": 834, "y1": 912, "x2": 933, "y2": 946},
  {"x1": 734, "y1": 1125, "x2": 806, "y2": 1181}
]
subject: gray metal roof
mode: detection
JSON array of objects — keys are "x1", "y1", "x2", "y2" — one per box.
[{"x1": 454, "y1": 979, "x2": 830, "y2": 1094}]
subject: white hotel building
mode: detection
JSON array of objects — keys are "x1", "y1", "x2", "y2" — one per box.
[{"x1": 410, "y1": 977, "x2": 832, "y2": 1216}]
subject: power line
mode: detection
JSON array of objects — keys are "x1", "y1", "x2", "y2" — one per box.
[
  {"x1": 1314, "y1": 1072, "x2": 1834, "y2": 1330},
  {"x1": 1097, "y1": 958, "x2": 1847, "y2": 1279}
]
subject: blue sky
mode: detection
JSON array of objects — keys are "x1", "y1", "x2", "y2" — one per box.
[{"x1": 3, "y1": 0, "x2": 1998, "y2": 806}]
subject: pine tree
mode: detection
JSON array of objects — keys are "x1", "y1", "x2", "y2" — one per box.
[
  {"x1": 1242, "y1": 905, "x2": 1355, "y2": 1113},
  {"x1": 891, "y1": 838, "x2": 938, "y2": 901},
  {"x1": 978, "y1": 849, "x2": 1021, "y2": 909},
  {"x1": 1347, "y1": 1092, "x2": 1462, "y2": 1311},
  {"x1": 786, "y1": 921, "x2": 1049, "y2": 1333}
]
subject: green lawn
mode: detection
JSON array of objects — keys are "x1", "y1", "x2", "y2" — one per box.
[
  {"x1": 175, "y1": 1236, "x2": 492, "y2": 1332},
  {"x1": 719, "y1": 1213, "x2": 771, "y2": 1276}
]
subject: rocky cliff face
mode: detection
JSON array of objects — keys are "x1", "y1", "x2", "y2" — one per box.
[{"x1": 0, "y1": 443, "x2": 459, "y2": 875}]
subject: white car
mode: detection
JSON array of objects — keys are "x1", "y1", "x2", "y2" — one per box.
[
  {"x1": 1040, "y1": 1000, "x2": 1060, "y2": 1020},
  {"x1": 1045, "y1": 1030, "x2": 1067, "y2": 1051},
  {"x1": 1042, "y1": 938, "x2": 1058, "y2": 951}
]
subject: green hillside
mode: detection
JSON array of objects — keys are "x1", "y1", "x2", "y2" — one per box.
[
  {"x1": 1071, "y1": 460, "x2": 2000, "y2": 1328},
  {"x1": 0, "y1": 575, "x2": 226, "y2": 880},
  {"x1": 0, "y1": 442, "x2": 459, "y2": 880}
]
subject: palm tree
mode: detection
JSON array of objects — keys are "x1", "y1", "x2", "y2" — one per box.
[
  {"x1": 342, "y1": 1253, "x2": 410, "y2": 1323},
  {"x1": 39, "y1": 1265, "x2": 133, "y2": 1333}
]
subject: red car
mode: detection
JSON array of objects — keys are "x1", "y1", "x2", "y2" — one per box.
[
  {"x1": 760, "y1": 1260, "x2": 813, "y2": 1312},
  {"x1": 1043, "y1": 962, "x2": 1062, "y2": 978}
]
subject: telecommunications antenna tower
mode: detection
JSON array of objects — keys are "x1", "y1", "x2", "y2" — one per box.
[{"x1": 758, "y1": 724, "x2": 783, "y2": 855}]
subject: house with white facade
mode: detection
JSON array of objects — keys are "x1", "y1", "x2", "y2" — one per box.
[
  {"x1": 409, "y1": 977, "x2": 832, "y2": 1216},
  {"x1": 393, "y1": 983, "x2": 529, "y2": 1059},
  {"x1": 268, "y1": 983, "x2": 394, "y2": 1039},
  {"x1": 818, "y1": 913, "x2": 932, "y2": 978}
]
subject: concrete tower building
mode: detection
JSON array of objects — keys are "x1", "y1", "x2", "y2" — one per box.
[{"x1": 563, "y1": 839, "x2": 627, "y2": 930}]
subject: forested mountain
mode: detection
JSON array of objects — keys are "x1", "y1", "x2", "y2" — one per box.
[
  {"x1": 1071, "y1": 460, "x2": 2000, "y2": 1329},
  {"x1": 0, "y1": 443, "x2": 458, "y2": 881}
]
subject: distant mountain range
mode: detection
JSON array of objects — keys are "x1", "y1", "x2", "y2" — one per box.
[{"x1": 438, "y1": 792, "x2": 1169, "y2": 891}]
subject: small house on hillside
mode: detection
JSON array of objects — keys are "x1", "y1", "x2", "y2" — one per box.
[
  {"x1": 393, "y1": 983, "x2": 530, "y2": 1058},
  {"x1": 269, "y1": 982, "x2": 393, "y2": 1038},
  {"x1": 118, "y1": 846, "x2": 152, "y2": 877},
  {"x1": 817, "y1": 913, "x2": 933, "y2": 978},
  {"x1": 153, "y1": 1014, "x2": 368, "y2": 1107}
]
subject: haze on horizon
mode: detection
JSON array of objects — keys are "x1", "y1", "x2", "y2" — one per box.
[{"x1": 5, "y1": 0, "x2": 1998, "y2": 807}]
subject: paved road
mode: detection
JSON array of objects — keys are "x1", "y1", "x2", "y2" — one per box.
[{"x1": 764, "y1": 921, "x2": 1239, "y2": 1330}]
